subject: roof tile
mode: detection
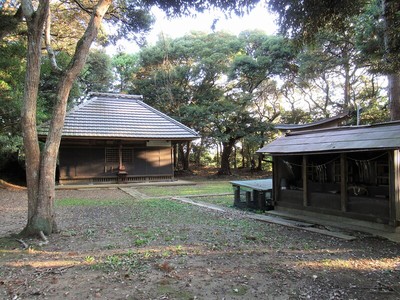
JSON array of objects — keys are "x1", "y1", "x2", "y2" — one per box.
[
  {"x1": 38, "y1": 93, "x2": 199, "y2": 140},
  {"x1": 258, "y1": 121, "x2": 400, "y2": 155}
]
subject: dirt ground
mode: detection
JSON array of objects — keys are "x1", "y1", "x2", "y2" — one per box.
[{"x1": 1, "y1": 184, "x2": 400, "y2": 300}]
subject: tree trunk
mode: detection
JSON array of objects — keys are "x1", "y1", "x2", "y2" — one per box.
[
  {"x1": 21, "y1": 0, "x2": 51, "y2": 236},
  {"x1": 343, "y1": 55, "x2": 351, "y2": 110},
  {"x1": 185, "y1": 141, "x2": 191, "y2": 170},
  {"x1": 21, "y1": 0, "x2": 112, "y2": 237},
  {"x1": 388, "y1": 73, "x2": 400, "y2": 120},
  {"x1": 233, "y1": 145, "x2": 237, "y2": 169},
  {"x1": 194, "y1": 138, "x2": 204, "y2": 167},
  {"x1": 241, "y1": 141, "x2": 245, "y2": 168},
  {"x1": 257, "y1": 138, "x2": 265, "y2": 171},
  {"x1": 217, "y1": 139, "x2": 236, "y2": 175},
  {"x1": 215, "y1": 143, "x2": 220, "y2": 167},
  {"x1": 178, "y1": 141, "x2": 191, "y2": 171},
  {"x1": 382, "y1": 0, "x2": 400, "y2": 120}
]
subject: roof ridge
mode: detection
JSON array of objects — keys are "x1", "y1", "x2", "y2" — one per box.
[
  {"x1": 275, "y1": 111, "x2": 351, "y2": 130},
  {"x1": 286, "y1": 120, "x2": 400, "y2": 137},
  {"x1": 88, "y1": 92, "x2": 143, "y2": 100},
  {"x1": 137, "y1": 100, "x2": 200, "y2": 137}
]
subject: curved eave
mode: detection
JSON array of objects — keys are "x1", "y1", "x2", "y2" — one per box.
[{"x1": 38, "y1": 134, "x2": 200, "y2": 142}]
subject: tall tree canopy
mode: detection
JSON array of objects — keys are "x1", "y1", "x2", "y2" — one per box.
[
  {"x1": 268, "y1": 0, "x2": 400, "y2": 120},
  {"x1": 130, "y1": 31, "x2": 293, "y2": 174}
]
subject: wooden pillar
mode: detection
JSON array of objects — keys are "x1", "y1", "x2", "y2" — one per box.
[
  {"x1": 170, "y1": 146, "x2": 174, "y2": 180},
  {"x1": 117, "y1": 143, "x2": 127, "y2": 183},
  {"x1": 233, "y1": 186, "x2": 240, "y2": 207},
  {"x1": 118, "y1": 143, "x2": 123, "y2": 171},
  {"x1": 340, "y1": 153, "x2": 348, "y2": 212},
  {"x1": 302, "y1": 155, "x2": 308, "y2": 207},
  {"x1": 246, "y1": 191, "x2": 252, "y2": 206},
  {"x1": 256, "y1": 190, "x2": 266, "y2": 211},
  {"x1": 273, "y1": 156, "x2": 279, "y2": 205},
  {"x1": 389, "y1": 150, "x2": 400, "y2": 227}
]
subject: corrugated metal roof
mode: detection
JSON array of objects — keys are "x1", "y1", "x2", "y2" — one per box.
[
  {"x1": 38, "y1": 93, "x2": 200, "y2": 140},
  {"x1": 257, "y1": 121, "x2": 400, "y2": 155}
]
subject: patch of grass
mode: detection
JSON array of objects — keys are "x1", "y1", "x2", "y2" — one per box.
[
  {"x1": 134, "y1": 238, "x2": 148, "y2": 247},
  {"x1": 84, "y1": 255, "x2": 95, "y2": 263},
  {"x1": 156, "y1": 284, "x2": 195, "y2": 300},
  {"x1": 56, "y1": 198, "x2": 131, "y2": 207},
  {"x1": 192, "y1": 194, "x2": 234, "y2": 208},
  {"x1": 0, "y1": 236, "x2": 20, "y2": 250},
  {"x1": 85, "y1": 228, "x2": 95, "y2": 237},
  {"x1": 123, "y1": 226, "x2": 160, "y2": 247},
  {"x1": 136, "y1": 181, "x2": 232, "y2": 197},
  {"x1": 232, "y1": 286, "x2": 249, "y2": 296},
  {"x1": 127, "y1": 198, "x2": 277, "y2": 250},
  {"x1": 95, "y1": 249, "x2": 158, "y2": 272}
]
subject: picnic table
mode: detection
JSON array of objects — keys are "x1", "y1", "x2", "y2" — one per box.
[{"x1": 230, "y1": 178, "x2": 273, "y2": 211}]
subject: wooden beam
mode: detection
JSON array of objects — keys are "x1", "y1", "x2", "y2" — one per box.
[
  {"x1": 340, "y1": 153, "x2": 348, "y2": 212},
  {"x1": 302, "y1": 155, "x2": 308, "y2": 207},
  {"x1": 273, "y1": 156, "x2": 279, "y2": 205},
  {"x1": 233, "y1": 186, "x2": 240, "y2": 207},
  {"x1": 389, "y1": 150, "x2": 400, "y2": 227}
]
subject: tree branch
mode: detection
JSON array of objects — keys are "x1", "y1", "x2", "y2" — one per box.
[
  {"x1": 71, "y1": 0, "x2": 93, "y2": 15},
  {"x1": 44, "y1": 5, "x2": 62, "y2": 73},
  {"x1": 20, "y1": 0, "x2": 34, "y2": 19}
]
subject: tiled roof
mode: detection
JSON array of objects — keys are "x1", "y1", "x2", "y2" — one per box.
[
  {"x1": 257, "y1": 121, "x2": 400, "y2": 155},
  {"x1": 38, "y1": 93, "x2": 199, "y2": 140}
]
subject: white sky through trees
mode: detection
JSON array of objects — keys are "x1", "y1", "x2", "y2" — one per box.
[{"x1": 108, "y1": 3, "x2": 277, "y2": 54}]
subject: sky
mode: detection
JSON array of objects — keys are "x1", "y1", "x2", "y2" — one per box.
[{"x1": 109, "y1": 3, "x2": 278, "y2": 54}]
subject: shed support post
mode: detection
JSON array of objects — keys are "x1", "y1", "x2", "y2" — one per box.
[
  {"x1": 246, "y1": 191, "x2": 252, "y2": 206},
  {"x1": 340, "y1": 153, "x2": 348, "y2": 212},
  {"x1": 273, "y1": 156, "x2": 279, "y2": 205},
  {"x1": 389, "y1": 150, "x2": 400, "y2": 228},
  {"x1": 256, "y1": 190, "x2": 266, "y2": 211},
  {"x1": 302, "y1": 155, "x2": 308, "y2": 207},
  {"x1": 233, "y1": 186, "x2": 240, "y2": 207},
  {"x1": 170, "y1": 146, "x2": 174, "y2": 181}
]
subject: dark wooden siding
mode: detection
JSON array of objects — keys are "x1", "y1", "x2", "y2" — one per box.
[
  {"x1": 59, "y1": 145, "x2": 172, "y2": 180},
  {"x1": 59, "y1": 147, "x2": 105, "y2": 179},
  {"x1": 129, "y1": 147, "x2": 171, "y2": 175}
]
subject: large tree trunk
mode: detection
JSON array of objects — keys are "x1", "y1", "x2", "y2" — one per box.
[
  {"x1": 343, "y1": 55, "x2": 351, "y2": 110},
  {"x1": 217, "y1": 139, "x2": 236, "y2": 175},
  {"x1": 257, "y1": 137, "x2": 265, "y2": 171},
  {"x1": 388, "y1": 73, "x2": 400, "y2": 120},
  {"x1": 178, "y1": 141, "x2": 191, "y2": 171},
  {"x1": 21, "y1": 0, "x2": 112, "y2": 237},
  {"x1": 382, "y1": 0, "x2": 400, "y2": 120},
  {"x1": 194, "y1": 138, "x2": 204, "y2": 167},
  {"x1": 21, "y1": 0, "x2": 51, "y2": 236}
]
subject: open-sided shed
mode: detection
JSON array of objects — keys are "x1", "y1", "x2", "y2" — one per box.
[
  {"x1": 257, "y1": 121, "x2": 400, "y2": 230},
  {"x1": 38, "y1": 93, "x2": 199, "y2": 184}
]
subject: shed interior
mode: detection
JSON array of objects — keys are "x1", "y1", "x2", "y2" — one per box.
[{"x1": 275, "y1": 150, "x2": 390, "y2": 223}]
